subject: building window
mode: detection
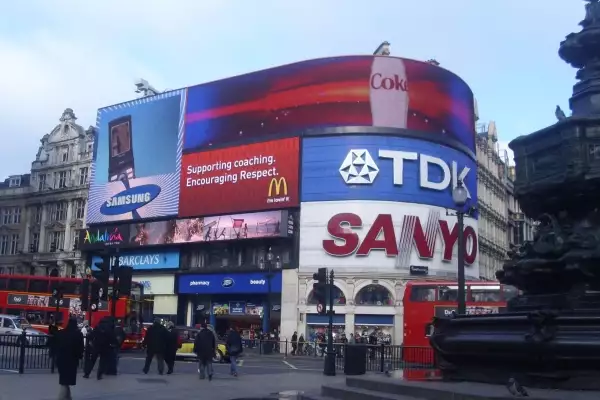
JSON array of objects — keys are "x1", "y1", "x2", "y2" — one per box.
[
  {"x1": 56, "y1": 171, "x2": 68, "y2": 188},
  {"x1": 9, "y1": 234, "x2": 19, "y2": 255},
  {"x1": 0, "y1": 236, "x2": 7, "y2": 255},
  {"x1": 308, "y1": 285, "x2": 346, "y2": 305},
  {"x1": 38, "y1": 174, "x2": 47, "y2": 190},
  {"x1": 78, "y1": 167, "x2": 88, "y2": 185},
  {"x1": 72, "y1": 231, "x2": 80, "y2": 250},
  {"x1": 51, "y1": 202, "x2": 67, "y2": 221},
  {"x1": 34, "y1": 206, "x2": 42, "y2": 224},
  {"x1": 1, "y1": 207, "x2": 21, "y2": 225},
  {"x1": 8, "y1": 177, "x2": 21, "y2": 187},
  {"x1": 75, "y1": 200, "x2": 85, "y2": 219},
  {"x1": 355, "y1": 284, "x2": 394, "y2": 306},
  {"x1": 30, "y1": 233, "x2": 39, "y2": 253},
  {"x1": 49, "y1": 231, "x2": 65, "y2": 252},
  {"x1": 61, "y1": 146, "x2": 69, "y2": 162}
]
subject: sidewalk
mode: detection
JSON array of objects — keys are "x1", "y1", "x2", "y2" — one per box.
[{"x1": 0, "y1": 370, "x2": 345, "y2": 399}]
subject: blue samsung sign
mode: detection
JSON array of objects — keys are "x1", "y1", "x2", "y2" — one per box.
[
  {"x1": 301, "y1": 135, "x2": 477, "y2": 211},
  {"x1": 92, "y1": 250, "x2": 179, "y2": 270},
  {"x1": 178, "y1": 272, "x2": 282, "y2": 294},
  {"x1": 100, "y1": 184, "x2": 161, "y2": 216}
]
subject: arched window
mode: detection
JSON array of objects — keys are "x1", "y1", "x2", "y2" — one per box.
[
  {"x1": 308, "y1": 285, "x2": 346, "y2": 305},
  {"x1": 355, "y1": 284, "x2": 393, "y2": 306}
]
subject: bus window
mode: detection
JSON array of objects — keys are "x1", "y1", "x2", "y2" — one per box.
[
  {"x1": 29, "y1": 279, "x2": 49, "y2": 293},
  {"x1": 8, "y1": 278, "x2": 27, "y2": 292},
  {"x1": 502, "y1": 285, "x2": 518, "y2": 301},
  {"x1": 50, "y1": 281, "x2": 78, "y2": 295},
  {"x1": 409, "y1": 286, "x2": 436, "y2": 302},
  {"x1": 0, "y1": 278, "x2": 7, "y2": 289},
  {"x1": 438, "y1": 285, "x2": 459, "y2": 301},
  {"x1": 469, "y1": 285, "x2": 501, "y2": 302}
]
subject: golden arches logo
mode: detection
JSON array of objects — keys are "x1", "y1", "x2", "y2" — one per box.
[{"x1": 268, "y1": 177, "x2": 288, "y2": 197}]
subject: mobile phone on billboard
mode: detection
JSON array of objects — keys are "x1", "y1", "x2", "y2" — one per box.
[{"x1": 108, "y1": 116, "x2": 135, "y2": 182}]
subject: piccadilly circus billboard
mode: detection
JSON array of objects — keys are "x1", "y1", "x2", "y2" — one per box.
[
  {"x1": 87, "y1": 55, "x2": 473, "y2": 224},
  {"x1": 87, "y1": 90, "x2": 186, "y2": 224}
]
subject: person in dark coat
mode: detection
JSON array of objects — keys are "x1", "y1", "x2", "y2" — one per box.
[
  {"x1": 142, "y1": 318, "x2": 167, "y2": 375},
  {"x1": 226, "y1": 326, "x2": 243, "y2": 377},
  {"x1": 291, "y1": 331, "x2": 298, "y2": 355},
  {"x1": 84, "y1": 316, "x2": 118, "y2": 380},
  {"x1": 56, "y1": 317, "x2": 84, "y2": 400},
  {"x1": 164, "y1": 322, "x2": 179, "y2": 374},
  {"x1": 193, "y1": 322, "x2": 215, "y2": 380}
]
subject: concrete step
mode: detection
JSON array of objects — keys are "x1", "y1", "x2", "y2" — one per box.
[{"x1": 320, "y1": 383, "x2": 424, "y2": 400}]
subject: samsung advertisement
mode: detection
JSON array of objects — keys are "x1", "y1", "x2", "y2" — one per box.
[{"x1": 178, "y1": 272, "x2": 283, "y2": 294}]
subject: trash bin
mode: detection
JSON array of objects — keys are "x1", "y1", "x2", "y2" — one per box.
[
  {"x1": 262, "y1": 341, "x2": 274, "y2": 354},
  {"x1": 344, "y1": 345, "x2": 366, "y2": 375}
]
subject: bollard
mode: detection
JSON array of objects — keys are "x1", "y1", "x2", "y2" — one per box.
[
  {"x1": 18, "y1": 330, "x2": 26, "y2": 374},
  {"x1": 284, "y1": 339, "x2": 288, "y2": 357},
  {"x1": 379, "y1": 343, "x2": 385, "y2": 372}
]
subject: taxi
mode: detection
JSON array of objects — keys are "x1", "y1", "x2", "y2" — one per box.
[{"x1": 175, "y1": 325, "x2": 229, "y2": 363}]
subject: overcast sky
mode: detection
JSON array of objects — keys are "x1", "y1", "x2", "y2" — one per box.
[{"x1": 0, "y1": 0, "x2": 584, "y2": 179}]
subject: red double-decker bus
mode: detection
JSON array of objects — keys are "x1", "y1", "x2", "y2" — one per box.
[
  {"x1": 402, "y1": 281, "x2": 517, "y2": 363},
  {"x1": 0, "y1": 274, "x2": 143, "y2": 339}
]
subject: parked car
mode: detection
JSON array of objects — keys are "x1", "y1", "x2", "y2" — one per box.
[
  {"x1": 175, "y1": 325, "x2": 229, "y2": 363},
  {"x1": 0, "y1": 314, "x2": 47, "y2": 347}
]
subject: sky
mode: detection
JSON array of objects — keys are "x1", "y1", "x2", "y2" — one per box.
[{"x1": 0, "y1": 0, "x2": 585, "y2": 179}]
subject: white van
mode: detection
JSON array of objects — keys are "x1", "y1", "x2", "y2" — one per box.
[{"x1": 0, "y1": 314, "x2": 47, "y2": 346}]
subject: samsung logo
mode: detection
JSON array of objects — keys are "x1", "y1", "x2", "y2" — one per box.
[
  {"x1": 190, "y1": 280, "x2": 210, "y2": 287},
  {"x1": 222, "y1": 278, "x2": 235, "y2": 288},
  {"x1": 250, "y1": 279, "x2": 266, "y2": 285},
  {"x1": 100, "y1": 184, "x2": 161, "y2": 216}
]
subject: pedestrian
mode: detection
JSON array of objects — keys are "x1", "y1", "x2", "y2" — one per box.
[
  {"x1": 164, "y1": 322, "x2": 179, "y2": 374},
  {"x1": 193, "y1": 322, "x2": 215, "y2": 380},
  {"x1": 291, "y1": 331, "x2": 298, "y2": 355},
  {"x1": 56, "y1": 317, "x2": 84, "y2": 400},
  {"x1": 226, "y1": 326, "x2": 243, "y2": 377},
  {"x1": 84, "y1": 317, "x2": 117, "y2": 380},
  {"x1": 48, "y1": 315, "x2": 59, "y2": 371},
  {"x1": 298, "y1": 334, "x2": 305, "y2": 355},
  {"x1": 349, "y1": 333, "x2": 356, "y2": 344},
  {"x1": 142, "y1": 318, "x2": 167, "y2": 375}
]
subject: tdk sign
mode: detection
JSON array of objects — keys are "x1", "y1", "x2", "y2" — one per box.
[
  {"x1": 222, "y1": 278, "x2": 235, "y2": 288},
  {"x1": 339, "y1": 148, "x2": 473, "y2": 199},
  {"x1": 100, "y1": 184, "x2": 161, "y2": 215}
]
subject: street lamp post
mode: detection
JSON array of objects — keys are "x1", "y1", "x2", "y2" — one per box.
[
  {"x1": 260, "y1": 247, "x2": 281, "y2": 335},
  {"x1": 451, "y1": 179, "x2": 469, "y2": 315}
]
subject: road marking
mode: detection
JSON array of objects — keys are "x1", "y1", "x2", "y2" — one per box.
[
  {"x1": 282, "y1": 360, "x2": 298, "y2": 369},
  {"x1": 0, "y1": 369, "x2": 18, "y2": 373},
  {"x1": 237, "y1": 359, "x2": 244, "y2": 366}
]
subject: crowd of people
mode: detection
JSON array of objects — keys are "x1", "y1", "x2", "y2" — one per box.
[{"x1": 51, "y1": 317, "x2": 244, "y2": 399}]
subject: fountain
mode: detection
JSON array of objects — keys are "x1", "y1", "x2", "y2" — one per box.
[{"x1": 429, "y1": 0, "x2": 600, "y2": 390}]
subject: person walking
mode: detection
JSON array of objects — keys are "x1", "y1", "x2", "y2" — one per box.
[
  {"x1": 164, "y1": 322, "x2": 179, "y2": 374},
  {"x1": 193, "y1": 322, "x2": 216, "y2": 380},
  {"x1": 226, "y1": 326, "x2": 243, "y2": 377},
  {"x1": 56, "y1": 317, "x2": 84, "y2": 400},
  {"x1": 142, "y1": 318, "x2": 167, "y2": 375},
  {"x1": 298, "y1": 334, "x2": 305, "y2": 355},
  {"x1": 84, "y1": 317, "x2": 117, "y2": 380},
  {"x1": 291, "y1": 331, "x2": 298, "y2": 355}
]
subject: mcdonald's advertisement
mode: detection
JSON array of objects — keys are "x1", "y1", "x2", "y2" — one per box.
[{"x1": 179, "y1": 137, "x2": 300, "y2": 217}]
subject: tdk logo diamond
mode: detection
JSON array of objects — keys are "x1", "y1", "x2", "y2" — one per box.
[{"x1": 339, "y1": 149, "x2": 379, "y2": 185}]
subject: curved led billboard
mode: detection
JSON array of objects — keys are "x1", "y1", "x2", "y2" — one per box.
[
  {"x1": 87, "y1": 55, "x2": 474, "y2": 224},
  {"x1": 301, "y1": 135, "x2": 477, "y2": 209},
  {"x1": 184, "y1": 56, "x2": 475, "y2": 153}
]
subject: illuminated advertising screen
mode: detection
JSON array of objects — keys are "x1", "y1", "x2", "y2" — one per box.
[
  {"x1": 179, "y1": 137, "x2": 299, "y2": 217},
  {"x1": 184, "y1": 56, "x2": 474, "y2": 153},
  {"x1": 301, "y1": 135, "x2": 477, "y2": 209},
  {"x1": 87, "y1": 90, "x2": 186, "y2": 224},
  {"x1": 79, "y1": 210, "x2": 291, "y2": 250}
]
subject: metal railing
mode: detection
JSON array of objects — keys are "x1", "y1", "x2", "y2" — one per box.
[
  {"x1": 248, "y1": 340, "x2": 435, "y2": 372},
  {"x1": 0, "y1": 333, "x2": 51, "y2": 373}
]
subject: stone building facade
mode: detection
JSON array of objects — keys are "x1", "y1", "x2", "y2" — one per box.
[{"x1": 0, "y1": 109, "x2": 94, "y2": 277}]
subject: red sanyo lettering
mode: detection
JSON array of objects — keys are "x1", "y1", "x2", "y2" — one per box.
[
  {"x1": 322, "y1": 213, "x2": 477, "y2": 265},
  {"x1": 370, "y1": 73, "x2": 408, "y2": 91}
]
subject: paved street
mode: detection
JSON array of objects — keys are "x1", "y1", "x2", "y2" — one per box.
[{"x1": 0, "y1": 363, "x2": 344, "y2": 400}]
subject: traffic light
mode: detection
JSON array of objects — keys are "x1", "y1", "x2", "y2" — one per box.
[
  {"x1": 80, "y1": 279, "x2": 90, "y2": 312},
  {"x1": 117, "y1": 266, "x2": 133, "y2": 296},
  {"x1": 94, "y1": 256, "x2": 110, "y2": 301},
  {"x1": 29, "y1": 243, "x2": 35, "y2": 253},
  {"x1": 51, "y1": 285, "x2": 63, "y2": 300},
  {"x1": 90, "y1": 280, "x2": 101, "y2": 311},
  {"x1": 313, "y1": 268, "x2": 327, "y2": 316},
  {"x1": 50, "y1": 241, "x2": 56, "y2": 252}
]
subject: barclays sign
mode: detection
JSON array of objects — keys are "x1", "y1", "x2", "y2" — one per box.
[{"x1": 178, "y1": 272, "x2": 282, "y2": 295}]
